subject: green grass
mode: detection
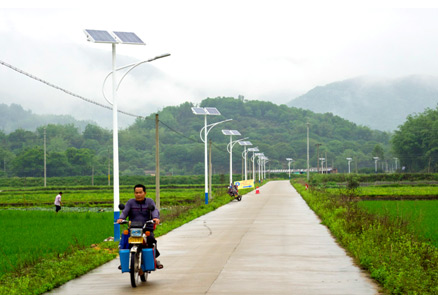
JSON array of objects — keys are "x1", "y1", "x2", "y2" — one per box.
[
  {"x1": 0, "y1": 210, "x2": 114, "y2": 276},
  {"x1": 356, "y1": 186, "x2": 438, "y2": 196},
  {"x1": 359, "y1": 200, "x2": 438, "y2": 247}
]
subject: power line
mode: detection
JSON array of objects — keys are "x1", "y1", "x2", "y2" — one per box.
[{"x1": 0, "y1": 59, "x2": 142, "y2": 119}]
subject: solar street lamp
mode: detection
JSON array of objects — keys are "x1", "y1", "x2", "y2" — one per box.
[
  {"x1": 84, "y1": 29, "x2": 151, "y2": 242},
  {"x1": 239, "y1": 141, "x2": 252, "y2": 180},
  {"x1": 248, "y1": 147, "x2": 259, "y2": 183},
  {"x1": 222, "y1": 130, "x2": 247, "y2": 185},
  {"x1": 346, "y1": 157, "x2": 352, "y2": 174},
  {"x1": 319, "y1": 157, "x2": 325, "y2": 174},
  {"x1": 255, "y1": 152, "x2": 264, "y2": 182},
  {"x1": 373, "y1": 157, "x2": 379, "y2": 173},
  {"x1": 286, "y1": 158, "x2": 293, "y2": 179},
  {"x1": 191, "y1": 107, "x2": 225, "y2": 204}
]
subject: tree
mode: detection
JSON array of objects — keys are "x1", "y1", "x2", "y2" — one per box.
[{"x1": 11, "y1": 147, "x2": 44, "y2": 177}]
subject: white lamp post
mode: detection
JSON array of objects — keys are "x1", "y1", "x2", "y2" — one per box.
[
  {"x1": 255, "y1": 152, "x2": 264, "y2": 182},
  {"x1": 286, "y1": 158, "x2": 293, "y2": 179},
  {"x1": 346, "y1": 157, "x2": 352, "y2": 174},
  {"x1": 319, "y1": 157, "x2": 325, "y2": 174},
  {"x1": 239, "y1": 141, "x2": 252, "y2": 180},
  {"x1": 84, "y1": 29, "x2": 169, "y2": 241},
  {"x1": 248, "y1": 147, "x2": 259, "y2": 183},
  {"x1": 192, "y1": 107, "x2": 226, "y2": 204},
  {"x1": 222, "y1": 130, "x2": 248, "y2": 185},
  {"x1": 373, "y1": 157, "x2": 379, "y2": 173}
]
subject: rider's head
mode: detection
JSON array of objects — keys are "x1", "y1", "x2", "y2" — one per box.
[{"x1": 134, "y1": 184, "x2": 146, "y2": 202}]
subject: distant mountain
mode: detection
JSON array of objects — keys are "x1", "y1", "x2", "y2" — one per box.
[
  {"x1": 0, "y1": 103, "x2": 98, "y2": 134},
  {"x1": 287, "y1": 76, "x2": 438, "y2": 131}
]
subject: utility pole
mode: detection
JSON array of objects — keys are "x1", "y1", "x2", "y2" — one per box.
[
  {"x1": 209, "y1": 139, "x2": 212, "y2": 200},
  {"x1": 315, "y1": 143, "x2": 322, "y2": 173},
  {"x1": 306, "y1": 122, "x2": 310, "y2": 181},
  {"x1": 107, "y1": 148, "x2": 111, "y2": 186},
  {"x1": 155, "y1": 114, "x2": 160, "y2": 210},
  {"x1": 44, "y1": 127, "x2": 47, "y2": 187}
]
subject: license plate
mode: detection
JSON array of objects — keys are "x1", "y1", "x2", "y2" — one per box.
[{"x1": 128, "y1": 237, "x2": 143, "y2": 243}]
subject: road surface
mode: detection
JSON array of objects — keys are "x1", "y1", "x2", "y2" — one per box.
[{"x1": 47, "y1": 180, "x2": 380, "y2": 295}]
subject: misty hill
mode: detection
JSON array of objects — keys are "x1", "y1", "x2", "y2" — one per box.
[
  {"x1": 287, "y1": 76, "x2": 438, "y2": 131},
  {"x1": 0, "y1": 103, "x2": 97, "y2": 134}
]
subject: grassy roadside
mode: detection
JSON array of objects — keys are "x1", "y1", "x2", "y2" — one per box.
[
  {"x1": 0, "y1": 187, "x2": 242, "y2": 295},
  {"x1": 293, "y1": 180, "x2": 438, "y2": 295}
]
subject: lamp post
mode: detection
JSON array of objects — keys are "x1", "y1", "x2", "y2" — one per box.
[
  {"x1": 238, "y1": 141, "x2": 252, "y2": 180},
  {"x1": 255, "y1": 153, "x2": 264, "y2": 182},
  {"x1": 373, "y1": 157, "x2": 379, "y2": 173},
  {"x1": 306, "y1": 122, "x2": 310, "y2": 181},
  {"x1": 286, "y1": 158, "x2": 293, "y2": 179},
  {"x1": 248, "y1": 147, "x2": 259, "y2": 183},
  {"x1": 192, "y1": 107, "x2": 229, "y2": 204},
  {"x1": 319, "y1": 157, "x2": 325, "y2": 174},
  {"x1": 346, "y1": 157, "x2": 352, "y2": 174},
  {"x1": 222, "y1": 130, "x2": 247, "y2": 185},
  {"x1": 84, "y1": 29, "x2": 169, "y2": 241}
]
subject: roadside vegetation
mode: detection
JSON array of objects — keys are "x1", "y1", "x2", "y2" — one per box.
[
  {"x1": 294, "y1": 176, "x2": 438, "y2": 295},
  {"x1": 0, "y1": 183, "x2": 253, "y2": 295}
]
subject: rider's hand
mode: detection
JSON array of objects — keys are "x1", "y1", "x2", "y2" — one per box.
[
  {"x1": 153, "y1": 218, "x2": 160, "y2": 225},
  {"x1": 116, "y1": 218, "x2": 123, "y2": 224}
]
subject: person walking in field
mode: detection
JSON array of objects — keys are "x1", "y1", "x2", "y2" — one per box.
[{"x1": 54, "y1": 192, "x2": 63, "y2": 213}]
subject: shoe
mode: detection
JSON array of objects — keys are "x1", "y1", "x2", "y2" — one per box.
[
  {"x1": 156, "y1": 260, "x2": 164, "y2": 269},
  {"x1": 118, "y1": 265, "x2": 121, "y2": 270}
]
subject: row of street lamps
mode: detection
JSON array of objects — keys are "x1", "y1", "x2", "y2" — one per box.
[{"x1": 191, "y1": 107, "x2": 269, "y2": 205}]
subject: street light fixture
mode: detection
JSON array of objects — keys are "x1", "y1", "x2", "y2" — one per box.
[
  {"x1": 248, "y1": 147, "x2": 259, "y2": 183},
  {"x1": 222, "y1": 130, "x2": 248, "y2": 185},
  {"x1": 319, "y1": 157, "x2": 325, "y2": 174},
  {"x1": 346, "y1": 157, "x2": 352, "y2": 174},
  {"x1": 84, "y1": 29, "x2": 164, "y2": 242},
  {"x1": 373, "y1": 157, "x2": 379, "y2": 173},
  {"x1": 286, "y1": 158, "x2": 293, "y2": 179},
  {"x1": 255, "y1": 152, "x2": 264, "y2": 182},
  {"x1": 238, "y1": 141, "x2": 252, "y2": 180},
  {"x1": 192, "y1": 107, "x2": 226, "y2": 204}
]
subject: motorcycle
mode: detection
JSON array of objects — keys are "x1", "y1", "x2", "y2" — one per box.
[
  {"x1": 118, "y1": 219, "x2": 158, "y2": 287},
  {"x1": 227, "y1": 185, "x2": 242, "y2": 201}
]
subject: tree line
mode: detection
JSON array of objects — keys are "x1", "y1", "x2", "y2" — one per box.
[{"x1": 2, "y1": 96, "x2": 433, "y2": 178}]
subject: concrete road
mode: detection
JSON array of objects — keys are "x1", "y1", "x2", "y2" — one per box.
[{"x1": 47, "y1": 180, "x2": 380, "y2": 295}]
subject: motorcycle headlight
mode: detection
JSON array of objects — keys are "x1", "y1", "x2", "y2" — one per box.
[{"x1": 130, "y1": 228, "x2": 142, "y2": 237}]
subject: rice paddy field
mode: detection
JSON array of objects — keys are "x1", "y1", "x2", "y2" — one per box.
[
  {"x1": 0, "y1": 210, "x2": 113, "y2": 276},
  {"x1": 359, "y1": 200, "x2": 438, "y2": 247},
  {"x1": 0, "y1": 184, "x2": 233, "y2": 280}
]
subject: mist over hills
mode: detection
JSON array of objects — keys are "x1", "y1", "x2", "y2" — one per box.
[
  {"x1": 287, "y1": 76, "x2": 438, "y2": 131},
  {"x1": 0, "y1": 103, "x2": 96, "y2": 134}
]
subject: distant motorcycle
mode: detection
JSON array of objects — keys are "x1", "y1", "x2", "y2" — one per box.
[
  {"x1": 227, "y1": 185, "x2": 242, "y2": 201},
  {"x1": 118, "y1": 219, "x2": 157, "y2": 287}
]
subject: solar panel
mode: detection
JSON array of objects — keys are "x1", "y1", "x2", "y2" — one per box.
[
  {"x1": 238, "y1": 141, "x2": 252, "y2": 146},
  {"x1": 84, "y1": 29, "x2": 117, "y2": 43},
  {"x1": 248, "y1": 147, "x2": 259, "y2": 152},
  {"x1": 191, "y1": 107, "x2": 208, "y2": 115},
  {"x1": 113, "y1": 31, "x2": 145, "y2": 45},
  {"x1": 286, "y1": 158, "x2": 293, "y2": 161},
  {"x1": 204, "y1": 107, "x2": 221, "y2": 115},
  {"x1": 222, "y1": 130, "x2": 241, "y2": 136}
]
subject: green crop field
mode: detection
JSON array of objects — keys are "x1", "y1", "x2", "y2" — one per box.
[
  {"x1": 0, "y1": 210, "x2": 113, "y2": 276},
  {"x1": 359, "y1": 200, "x2": 438, "y2": 247},
  {"x1": 357, "y1": 186, "x2": 438, "y2": 197}
]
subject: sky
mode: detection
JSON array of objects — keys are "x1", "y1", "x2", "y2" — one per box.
[{"x1": 1, "y1": 1, "x2": 438, "y2": 128}]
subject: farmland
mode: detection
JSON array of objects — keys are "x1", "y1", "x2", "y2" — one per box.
[{"x1": 0, "y1": 183, "x2": 241, "y2": 295}]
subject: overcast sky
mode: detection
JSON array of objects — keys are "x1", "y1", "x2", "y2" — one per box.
[{"x1": 1, "y1": 1, "x2": 438, "y2": 128}]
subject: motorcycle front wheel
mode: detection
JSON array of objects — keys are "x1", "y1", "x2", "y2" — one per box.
[{"x1": 130, "y1": 251, "x2": 146, "y2": 287}]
